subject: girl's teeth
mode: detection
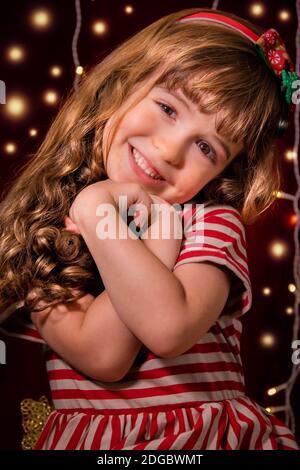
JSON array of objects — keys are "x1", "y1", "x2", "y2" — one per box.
[{"x1": 132, "y1": 147, "x2": 163, "y2": 180}]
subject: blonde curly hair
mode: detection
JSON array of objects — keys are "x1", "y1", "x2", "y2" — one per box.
[{"x1": 0, "y1": 8, "x2": 285, "y2": 317}]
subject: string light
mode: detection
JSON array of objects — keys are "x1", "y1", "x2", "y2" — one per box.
[
  {"x1": 266, "y1": 405, "x2": 287, "y2": 413},
  {"x1": 76, "y1": 66, "x2": 84, "y2": 75},
  {"x1": 250, "y1": 3, "x2": 265, "y2": 17},
  {"x1": 288, "y1": 284, "x2": 296, "y2": 293},
  {"x1": 273, "y1": 190, "x2": 295, "y2": 201},
  {"x1": 50, "y1": 66, "x2": 62, "y2": 77},
  {"x1": 284, "y1": 0, "x2": 300, "y2": 434},
  {"x1": 286, "y1": 307, "x2": 294, "y2": 315},
  {"x1": 6, "y1": 46, "x2": 25, "y2": 63},
  {"x1": 288, "y1": 214, "x2": 298, "y2": 226},
  {"x1": 30, "y1": 9, "x2": 52, "y2": 29},
  {"x1": 5, "y1": 95, "x2": 28, "y2": 118},
  {"x1": 285, "y1": 149, "x2": 296, "y2": 161},
  {"x1": 4, "y1": 142, "x2": 17, "y2": 154}
]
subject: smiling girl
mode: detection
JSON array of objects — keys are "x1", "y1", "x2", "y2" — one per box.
[{"x1": 0, "y1": 8, "x2": 299, "y2": 450}]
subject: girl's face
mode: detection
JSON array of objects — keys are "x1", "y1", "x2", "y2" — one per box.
[{"x1": 104, "y1": 85, "x2": 243, "y2": 204}]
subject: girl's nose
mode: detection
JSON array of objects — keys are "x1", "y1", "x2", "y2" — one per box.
[{"x1": 151, "y1": 135, "x2": 183, "y2": 166}]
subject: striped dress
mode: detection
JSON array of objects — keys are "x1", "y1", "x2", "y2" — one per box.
[{"x1": 1, "y1": 202, "x2": 299, "y2": 450}]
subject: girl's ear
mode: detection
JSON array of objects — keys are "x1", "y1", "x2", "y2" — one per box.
[{"x1": 64, "y1": 216, "x2": 81, "y2": 234}]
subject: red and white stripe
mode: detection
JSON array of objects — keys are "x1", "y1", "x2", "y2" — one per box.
[{"x1": 1, "y1": 203, "x2": 298, "y2": 450}]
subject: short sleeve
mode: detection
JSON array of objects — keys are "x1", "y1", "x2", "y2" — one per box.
[
  {"x1": 0, "y1": 302, "x2": 46, "y2": 344},
  {"x1": 173, "y1": 202, "x2": 252, "y2": 319}
]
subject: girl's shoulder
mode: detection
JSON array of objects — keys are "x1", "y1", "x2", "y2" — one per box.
[{"x1": 182, "y1": 199, "x2": 243, "y2": 228}]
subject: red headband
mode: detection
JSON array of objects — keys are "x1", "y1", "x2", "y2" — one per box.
[{"x1": 176, "y1": 12, "x2": 298, "y2": 109}]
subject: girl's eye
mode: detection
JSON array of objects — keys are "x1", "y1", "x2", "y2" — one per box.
[
  {"x1": 196, "y1": 140, "x2": 216, "y2": 162},
  {"x1": 157, "y1": 102, "x2": 176, "y2": 119},
  {"x1": 157, "y1": 101, "x2": 217, "y2": 163}
]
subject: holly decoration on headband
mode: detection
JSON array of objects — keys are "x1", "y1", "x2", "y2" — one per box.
[{"x1": 255, "y1": 28, "x2": 300, "y2": 107}]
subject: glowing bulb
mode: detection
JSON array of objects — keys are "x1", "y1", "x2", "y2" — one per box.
[
  {"x1": 50, "y1": 66, "x2": 62, "y2": 77},
  {"x1": 262, "y1": 287, "x2": 271, "y2": 296},
  {"x1": 285, "y1": 149, "x2": 296, "y2": 161},
  {"x1": 4, "y1": 142, "x2": 17, "y2": 154},
  {"x1": 5, "y1": 95, "x2": 28, "y2": 118},
  {"x1": 6, "y1": 46, "x2": 25, "y2": 62},
  {"x1": 269, "y1": 240, "x2": 288, "y2": 259},
  {"x1": 260, "y1": 333, "x2": 276, "y2": 348},
  {"x1": 31, "y1": 9, "x2": 52, "y2": 29},
  {"x1": 44, "y1": 90, "x2": 58, "y2": 105},
  {"x1": 29, "y1": 128, "x2": 38, "y2": 137},
  {"x1": 92, "y1": 21, "x2": 107, "y2": 35},
  {"x1": 288, "y1": 214, "x2": 298, "y2": 226},
  {"x1": 285, "y1": 307, "x2": 294, "y2": 315},
  {"x1": 267, "y1": 387, "x2": 277, "y2": 396},
  {"x1": 279, "y1": 10, "x2": 290, "y2": 21},
  {"x1": 288, "y1": 284, "x2": 296, "y2": 293},
  {"x1": 125, "y1": 5, "x2": 134, "y2": 14},
  {"x1": 76, "y1": 66, "x2": 84, "y2": 75},
  {"x1": 250, "y1": 3, "x2": 265, "y2": 16},
  {"x1": 265, "y1": 407, "x2": 272, "y2": 413}
]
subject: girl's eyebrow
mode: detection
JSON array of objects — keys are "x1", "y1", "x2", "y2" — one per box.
[{"x1": 157, "y1": 86, "x2": 232, "y2": 162}]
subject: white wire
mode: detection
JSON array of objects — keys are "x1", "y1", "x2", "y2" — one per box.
[
  {"x1": 284, "y1": 0, "x2": 300, "y2": 434},
  {"x1": 72, "y1": 0, "x2": 82, "y2": 91},
  {"x1": 212, "y1": 0, "x2": 220, "y2": 9}
]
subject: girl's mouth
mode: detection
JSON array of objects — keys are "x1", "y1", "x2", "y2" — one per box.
[{"x1": 128, "y1": 144, "x2": 167, "y2": 185}]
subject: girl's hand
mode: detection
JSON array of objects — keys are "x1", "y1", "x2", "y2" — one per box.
[
  {"x1": 69, "y1": 180, "x2": 154, "y2": 229},
  {"x1": 90, "y1": 180, "x2": 154, "y2": 228},
  {"x1": 64, "y1": 215, "x2": 81, "y2": 234}
]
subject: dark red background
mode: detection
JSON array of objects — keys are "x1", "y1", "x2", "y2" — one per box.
[{"x1": 0, "y1": 0, "x2": 299, "y2": 450}]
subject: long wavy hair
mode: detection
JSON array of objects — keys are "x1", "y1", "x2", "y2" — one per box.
[{"x1": 0, "y1": 7, "x2": 286, "y2": 317}]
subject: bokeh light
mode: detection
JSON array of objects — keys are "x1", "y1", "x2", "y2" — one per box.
[
  {"x1": 4, "y1": 142, "x2": 17, "y2": 154},
  {"x1": 30, "y1": 9, "x2": 52, "y2": 29},
  {"x1": 260, "y1": 333, "x2": 276, "y2": 348},
  {"x1": 125, "y1": 5, "x2": 134, "y2": 14},
  {"x1": 278, "y1": 10, "x2": 291, "y2": 21},
  {"x1": 250, "y1": 3, "x2": 265, "y2": 16},
  {"x1": 92, "y1": 20, "x2": 107, "y2": 35},
  {"x1": 29, "y1": 128, "x2": 38, "y2": 137},
  {"x1": 50, "y1": 66, "x2": 62, "y2": 77},
  {"x1": 43, "y1": 90, "x2": 58, "y2": 105},
  {"x1": 262, "y1": 287, "x2": 272, "y2": 296},
  {"x1": 6, "y1": 46, "x2": 25, "y2": 63},
  {"x1": 269, "y1": 240, "x2": 288, "y2": 259},
  {"x1": 5, "y1": 95, "x2": 28, "y2": 118}
]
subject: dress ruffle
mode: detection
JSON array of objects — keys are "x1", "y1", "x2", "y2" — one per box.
[{"x1": 34, "y1": 396, "x2": 299, "y2": 450}]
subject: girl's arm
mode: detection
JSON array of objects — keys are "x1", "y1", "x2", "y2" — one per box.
[
  {"x1": 72, "y1": 183, "x2": 230, "y2": 359},
  {"x1": 30, "y1": 206, "x2": 181, "y2": 382},
  {"x1": 31, "y1": 290, "x2": 142, "y2": 382}
]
